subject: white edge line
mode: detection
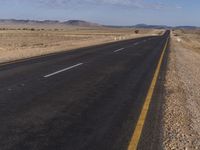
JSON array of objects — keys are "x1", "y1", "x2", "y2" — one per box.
[
  {"x1": 114, "y1": 48, "x2": 125, "y2": 53},
  {"x1": 44, "y1": 63, "x2": 83, "y2": 78}
]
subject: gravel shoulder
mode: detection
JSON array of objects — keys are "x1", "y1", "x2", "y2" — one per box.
[{"x1": 161, "y1": 33, "x2": 200, "y2": 149}]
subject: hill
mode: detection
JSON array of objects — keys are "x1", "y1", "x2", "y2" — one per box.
[
  {"x1": 0, "y1": 19, "x2": 101, "y2": 27},
  {"x1": 63, "y1": 20, "x2": 101, "y2": 27}
]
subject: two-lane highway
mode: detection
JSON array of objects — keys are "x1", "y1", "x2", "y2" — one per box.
[{"x1": 0, "y1": 31, "x2": 170, "y2": 150}]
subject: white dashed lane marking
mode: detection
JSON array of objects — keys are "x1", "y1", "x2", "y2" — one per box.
[{"x1": 44, "y1": 63, "x2": 83, "y2": 78}]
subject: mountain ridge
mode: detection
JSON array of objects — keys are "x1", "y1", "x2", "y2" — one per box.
[
  {"x1": 0, "y1": 19, "x2": 199, "y2": 29},
  {"x1": 0, "y1": 19, "x2": 101, "y2": 27}
]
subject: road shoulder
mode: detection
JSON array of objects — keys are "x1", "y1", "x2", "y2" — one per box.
[{"x1": 161, "y1": 34, "x2": 200, "y2": 149}]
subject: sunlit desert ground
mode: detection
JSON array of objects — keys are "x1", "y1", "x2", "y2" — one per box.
[
  {"x1": 0, "y1": 25, "x2": 163, "y2": 63},
  {"x1": 172, "y1": 29, "x2": 200, "y2": 53}
]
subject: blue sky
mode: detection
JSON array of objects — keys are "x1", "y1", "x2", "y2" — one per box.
[{"x1": 0, "y1": 0, "x2": 199, "y2": 26}]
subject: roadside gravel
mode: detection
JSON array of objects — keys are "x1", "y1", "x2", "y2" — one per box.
[{"x1": 161, "y1": 34, "x2": 200, "y2": 149}]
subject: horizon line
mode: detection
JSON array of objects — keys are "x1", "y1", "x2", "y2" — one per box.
[{"x1": 0, "y1": 18, "x2": 199, "y2": 28}]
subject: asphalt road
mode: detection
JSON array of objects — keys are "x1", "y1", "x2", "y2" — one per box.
[{"x1": 0, "y1": 31, "x2": 170, "y2": 150}]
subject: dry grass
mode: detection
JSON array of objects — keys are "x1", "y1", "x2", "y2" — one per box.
[
  {"x1": 0, "y1": 25, "x2": 164, "y2": 63},
  {"x1": 172, "y1": 29, "x2": 200, "y2": 54}
]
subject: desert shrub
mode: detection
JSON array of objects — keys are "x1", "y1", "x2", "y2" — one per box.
[
  {"x1": 21, "y1": 43, "x2": 28, "y2": 47},
  {"x1": 135, "y1": 30, "x2": 139, "y2": 34},
  {"x1": 30, "y1": 28, "x2": 35, "y2": 31},
  {"x1": 174, "y1": 34, "x2": 179, "y2": 36}
]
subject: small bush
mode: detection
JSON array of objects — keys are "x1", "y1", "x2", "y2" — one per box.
[
  {"x1": 30, "y1": 28, "x2": 35, "y2": 31},
  {"x1": 135, "y1": 30, "x2": 139, "y2": 34}
]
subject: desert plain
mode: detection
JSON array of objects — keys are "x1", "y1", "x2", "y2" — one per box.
[{"x1": 0, "y1": 24, "x2": 163, "y2": 63}]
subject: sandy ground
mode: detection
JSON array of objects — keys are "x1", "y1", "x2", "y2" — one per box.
[
  {"x1": 161, "y1": 30, "x2": 200, "y2": 149},
  {"x1": 0, "y1": 26, "x2": 163, "y2": 63}
]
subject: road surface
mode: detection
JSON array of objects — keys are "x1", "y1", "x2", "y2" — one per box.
[{"x1": 0, "y1": 31, "x2": 170, "y2": 150}]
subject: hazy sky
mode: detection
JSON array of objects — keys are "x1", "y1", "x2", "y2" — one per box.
[{"x1": 0, "y1": 0, "x2": 199, "y2": 26}]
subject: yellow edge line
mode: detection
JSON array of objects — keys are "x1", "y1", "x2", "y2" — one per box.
[{"x1": 128, "y1": 37, "x2": 169, "y2": 150}]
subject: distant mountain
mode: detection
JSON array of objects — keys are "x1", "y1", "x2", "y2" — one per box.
[
  {"x1": 0, "y1": 19, "x2": 199, "y2": 29},
  {"x1": 0, "y1": 19, "x2": 60, "y2": 25},
  {"x1": 104, "y1": 24, "x2": 171, "y2": 29},
  {"x1": 63, "y1": 20, "x2": 101, "y2": 27},
  {"x1": 0, "y1": 19, "x2": 101, "y2": 27},
  {"x1": 133, "y1": 24, "x2": 199, "y2": 29},
  {"x1": 133, "y1": 24, "x2": 170, "y2": 29},
  {"x1": 174, "y1": 26, "x2": 198, "y2": 29},
  {"x1": 105, "y1": 24, "x2": 171, "y2": 29}
]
